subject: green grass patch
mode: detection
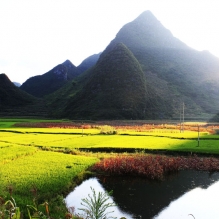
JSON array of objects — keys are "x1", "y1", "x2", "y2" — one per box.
[
  {"x1": 168, "y1": 139, "x2": 219, "y2": 154},
  {"x1": 0, "y1": 147, "x2": 98, "y2": 217},
  {"x1": 1, "y1": 150, "x2": 98, "y2": 195},
  {"x1": 0, "y1": 118, "x2": 66, "y2": 128}
]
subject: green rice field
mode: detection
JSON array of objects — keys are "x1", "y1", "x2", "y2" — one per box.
[{"x1": 1, "y1": 118, "x2": 219, "y2": 217}]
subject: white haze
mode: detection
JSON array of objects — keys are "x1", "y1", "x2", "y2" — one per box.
[{"x1": 1, "y1": 0, "x2": 219, "y2": 84}]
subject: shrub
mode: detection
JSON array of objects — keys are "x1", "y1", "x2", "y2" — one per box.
[{"x1": 99, "y1": 126, "x2": 117, "y2": 135}]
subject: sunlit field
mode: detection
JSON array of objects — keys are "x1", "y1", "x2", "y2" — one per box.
[
  {"x1": 0, "y1": 144, "x2": 98, "y2": 217},
  {"x1": 1, "y1": 118, "x2": 219, "y2": 218},
  {"x1": 1, "y1": 119, "x2": 219, "y2": 154}
]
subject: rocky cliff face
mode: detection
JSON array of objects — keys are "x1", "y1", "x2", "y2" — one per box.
[
  {"x1": 53, "y1": 64, "x2": 68, "y2": 80},
  {"x1": 20, "y1": 60, "x2": 78, "y2": 98},
  {"x1": 20, "y1": 55, "x2": 100, "y2": 98}
]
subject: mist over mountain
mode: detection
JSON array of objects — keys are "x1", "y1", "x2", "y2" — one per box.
[
  {"x1": 2, "y1": 11, "x2": 219, "y2": 120},
  {"x1": 13, "y1": 82, "x2": 21, "y2": 87},
  {"x1": 103, "y1": 11, "x2": 190, "y2": 54},
  {"x1": 98, "y1": 11, "x2": 219, "y2": 119}
]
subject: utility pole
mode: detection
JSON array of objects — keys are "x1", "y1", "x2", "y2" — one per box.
[
  {"x1": 182, "y1": 102, "x2": 184, "y2": 133},
  {"x1": 180, "y1": 107, "x2": 182, "y2": 133}
]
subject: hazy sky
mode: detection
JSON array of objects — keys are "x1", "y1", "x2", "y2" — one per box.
[{"x1": 1, "y1": 0, "x2": 219, "y2": 84}]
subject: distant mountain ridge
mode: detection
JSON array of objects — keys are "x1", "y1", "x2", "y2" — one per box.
[
  {"x1": 13, "y1": 82, "x2": 21, "y2": 87},
  {"x1": 77, "y1": 53, "x2": 101, "y2": 75},
  {"x1": 20, "y1": 60, "x2": 78, "y2": 97},
  {"x1": 2, "y1": 11, "x2": 219, "y2": 120},
  {"x1": 20, "y1": 53, "x2": 101, "y2": 98}
]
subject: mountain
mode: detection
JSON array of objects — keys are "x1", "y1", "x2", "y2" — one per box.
[
  {"x1": 20, "y1": 60, "x2": 79, "y2": 98},
  {"x1": 20, "y1": 54, "x2": 101, "y2": 98},
  {"x1": 103, "y1": 10, "x2": 190, "y2": 54},
  {"x1": 0, "y1": 73, "x2": 35, "y2": 106},
  {"x1": 0, "y1": 73, "x2": 49, "y2": 117},
  {"x1": 51, "y1": 43, "x2": 148, "y2": 119},
  {"x1": 77, "y1": 53, "x2": 101, "y2": 75},
  {"x1": 47, "y1": 10, "x2": 219, "y2": 120},
  {"x1": 3, "y1": 11, "x2": 219, "y2": 120},
  {"x1": 99, "y1": 11, "x2": 219, "y2": 119},
  {"x1": 13, "y1": 82, "x2": 21, "y2": 87}
]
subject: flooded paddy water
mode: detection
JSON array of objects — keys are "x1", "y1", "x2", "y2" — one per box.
[{"x1": 66, "y1": 170, "x2": 219, "y2": 219}]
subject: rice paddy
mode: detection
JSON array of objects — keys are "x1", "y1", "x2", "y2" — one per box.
[{"x1": 1, "y1": 118, "x2": 219, "y2": 218}]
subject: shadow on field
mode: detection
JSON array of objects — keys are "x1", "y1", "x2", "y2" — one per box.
[{"x1": 79, "y1": 136, "x2": 219, "y2": 157}]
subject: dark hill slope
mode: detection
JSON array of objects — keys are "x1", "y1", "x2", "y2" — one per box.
[
  {"x1": 0, "y1": 73, "x2": 35, "y2": 106},
  {"x1": 20, "y1": 60, "x2": 79, "y2": 98},
  {"x1": 61, "y1": 43, "x2": 148, "y2": 119},
  {"x1": 36, "y1": 54, "x2": 102, "y2": 116},
  {"x1": 0, "y1": 74, "x2": 48, "y2": 117},
  {"x1": 101, "y1": 11, "x2": 219, "y2": 118}
]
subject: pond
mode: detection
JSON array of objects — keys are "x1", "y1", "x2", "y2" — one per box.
[{"x1": 65, "y1": 170, "x2": 219, "y2": 219}]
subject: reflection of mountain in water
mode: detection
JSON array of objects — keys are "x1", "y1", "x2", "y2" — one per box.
[
  {"x1": 154, "y1": 180, "x2": 219, "y2": 219},
  {"x1": 65, "y1": 178, "x2": 133, "y2": 219},
  {"x1": 97, "y1": 170, "x2": 219, "y2": 218}
]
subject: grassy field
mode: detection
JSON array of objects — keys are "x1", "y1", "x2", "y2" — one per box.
[
  {"x1": 0, "y1": 145, "x2": 98, "y2": 217},
  {"x1": 1, "y1": 118, "x2": 219, "y2": 154},
  {"x1": 1, "y1": 118, "x2": 219, "y2": 218}
]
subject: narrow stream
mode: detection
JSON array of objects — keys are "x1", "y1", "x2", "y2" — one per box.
[{"x1": 65, "y1": 170, "x2": 219, "y2": 219}]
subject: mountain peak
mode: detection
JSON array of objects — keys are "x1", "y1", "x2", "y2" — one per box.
[
  {"x1": 0, "y1": 73, "x2": 35, "y2": 107},
  {"x1": 62, "y1": 59, "x2": 76, "y2": 68},
  {"x1": 104, "y1": 10, "x2": 189, "y2": 54},
  {"x1": 0, "y1": 73, "x2": 13, "y2": 86},
  {"x1": 0, "y1": 73, "x2": 9, "y2": 79},
  {"x1": 135, "y1": 10, "x2": 158, "y2": 23},
  {"x1": 20, "y1": 60, "x2": 78, "y2": 98}
]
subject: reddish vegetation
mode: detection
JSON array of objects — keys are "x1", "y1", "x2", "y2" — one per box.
[
  {"x1": 13, "y1": 121, "x2": 219, "y2": 134},
  {"x1": 13, "y1": 122, "x2": 93, "y2": 129},
  {"x1": 91, "y1": 155, "x2": 219, "y2": 180}
]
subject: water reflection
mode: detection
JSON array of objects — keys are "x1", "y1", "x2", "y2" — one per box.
[
  {"x1": 65, "y1": 178, "x2": 133, "y2": 218},
  {"x1": 154, "y1": 180, "x2": 219, "y2": 219},
  {"x1": 66, "y1": 170, "x2": 219, "y2": 219}
]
